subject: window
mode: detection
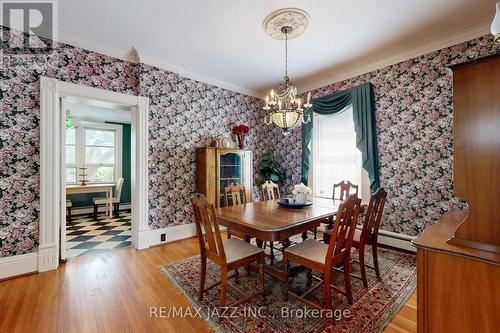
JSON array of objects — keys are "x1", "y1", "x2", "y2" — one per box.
[
  {"x1": 312, "y1": 106, "x2": 365, "y2": 199},
  {"x1": 65, "y1": 128, "x2": 77, "y2": 183},
  {"x1": 65, "y1": 123, "x2": 122, "y2": 184}
]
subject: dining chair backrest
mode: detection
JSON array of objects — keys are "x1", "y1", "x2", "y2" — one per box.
[
  {"x1": 260, "y1": 180, "x2": 280, "y2": 201},
  {"x1": 360, "y1": 187, "x2": 387, "y2": 244},
  {"x1": 114, "y1": 178, "x2": 124, "y2": 201},
  {"x1": 333, "y1": 180, "x2": 359, "y2": 200},
  {"x1": 325, "y1": 194, "x2": 361, "y2": 270},
  {"x1": 191, "y1": 193, "x2": 226, "y2": 262},
  {"x1": 224, "y1": 183, "x2": 247, "y2": 207}
]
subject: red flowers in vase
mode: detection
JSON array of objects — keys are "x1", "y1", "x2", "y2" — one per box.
[{"x1": 232, "y1": 124, "x2": 250, "y2": 149}]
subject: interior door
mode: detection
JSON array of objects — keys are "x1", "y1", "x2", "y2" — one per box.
[{"x1": 59, "y1": 97, "x2": 67, "y2": 261}]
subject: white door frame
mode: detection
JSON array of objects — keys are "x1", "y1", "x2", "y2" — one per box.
[{"x1": 39, "y1": 76, "x2": 150, "y2": 271}]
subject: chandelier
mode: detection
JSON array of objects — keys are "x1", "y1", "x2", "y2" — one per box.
[{"x1": 262, "y1": 9, "x2": 312, "y2": 134}]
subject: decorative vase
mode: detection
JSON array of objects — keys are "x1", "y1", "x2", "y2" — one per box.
[
  {"x1": 237, "y1": 133, "x2": 245, "y2": 149},
  {"x1": 295, "y1": 192, "x2": 306, "y2": 204}
]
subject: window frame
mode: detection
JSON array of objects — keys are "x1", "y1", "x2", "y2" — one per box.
[
  {"x1": 65, "y1": 121, "x2": 122, "y2": 185},
  {"x1": 65, "y1": 127, "x2": 78, "y2": 183},
  {"x1": 311, "y1": 106, "x2": 366, "y2": 200}
]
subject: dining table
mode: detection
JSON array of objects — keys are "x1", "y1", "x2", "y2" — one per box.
[
  {"x1": 216, "y1": 197, "x2": 344, "y2": 281},
  {"x1": 66, "y1": 183, "x2": 115, "y2": 217}
]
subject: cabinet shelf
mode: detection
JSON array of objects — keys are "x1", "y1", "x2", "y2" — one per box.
[{"x1": 196, "y1": 147, "x2": 252, "y2": 208}]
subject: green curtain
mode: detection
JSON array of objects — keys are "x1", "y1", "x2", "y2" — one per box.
[{"x1": 301, "y1": 82, "x2": 380, "y2": 190}]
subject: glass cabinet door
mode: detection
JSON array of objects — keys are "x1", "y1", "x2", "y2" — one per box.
[{"x1": 219, "y1": 152, "x2": 243, "y2": 207}]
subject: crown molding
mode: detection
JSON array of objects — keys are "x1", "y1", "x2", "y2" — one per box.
[
  {"x1": 58, "y1": 28, "x2": 261, "y2": 98},
  {"x1": 297, "y1": 18, "x2": 493, "y2": 94}
]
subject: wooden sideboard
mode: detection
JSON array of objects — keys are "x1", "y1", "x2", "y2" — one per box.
[{"x1": 413, "y1": 54, "x2": 500, "y2": 332}]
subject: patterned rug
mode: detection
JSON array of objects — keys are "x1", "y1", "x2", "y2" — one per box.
[{"x1": 160, "y1": 235, "x2": 416, "y2": 333}]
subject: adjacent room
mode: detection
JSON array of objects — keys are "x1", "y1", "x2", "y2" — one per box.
[
  {"x1": 63, "y1": 99, "x2": 132, "y2": 259},
  {"x1": 0, "y1": 1, "x2": 499, "y2": 333}
]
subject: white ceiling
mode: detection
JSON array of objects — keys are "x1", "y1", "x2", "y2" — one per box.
[{"x1": 24, "y1": 1, "x2": 500, "y2": 96}]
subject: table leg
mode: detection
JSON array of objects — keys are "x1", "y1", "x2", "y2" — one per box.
[
  {"x1": 281, "y1": 238, "x2": 291, "y2": 248},
  {"x1": 108, "y1": 189, "x2": 113, "y2": 218}
]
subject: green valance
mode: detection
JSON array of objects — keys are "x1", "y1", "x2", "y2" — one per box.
[{"x1": 301, "y1": 82, "x2": 380, "y2": 191}]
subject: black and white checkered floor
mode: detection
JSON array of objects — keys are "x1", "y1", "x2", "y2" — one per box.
[{"x1": 66, "y1": 213, "x2": 132, "y2": 258}]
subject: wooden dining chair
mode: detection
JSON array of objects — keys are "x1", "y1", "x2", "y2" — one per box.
[
  {"x1": 350, "y1": 187, "x2": 387, "y2": 288},
  {"x1": 283, "y1": 194, "x2": 361, "y2": 319},
  {"x1": 333, "y1": 180, "x2": 359, "y2": 200},
  {"x1": 260, "y1": 180, "x2": 280, "y2": 201},
  {"x1": 191, "y1": 193, "x2": 265, "y2": 307},
  {"x1": 259, "y1": 180, "x2": 281, "y2": 264},
  {"x1": 66, "y1": 200, "x2": 72, "y2": 222},
  {"x1": 318, "y1": 180, "x2": 360, "y2": 242},
  {"x1": 224, "y1": 182, "x2": 247, "y2": 207},
  {"x1": 224, "y1": 183, "x2": 250, "y2": 241},
  {"x1": 93, "y1": 178, "x2": 124, "y2": 218}
]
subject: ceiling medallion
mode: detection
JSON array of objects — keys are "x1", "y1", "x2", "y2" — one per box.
[
  {"x1": 262, "y1": 8, "x2": 312, "y2": 134},
  {"x1": 262, "y1": 8, "x2": 310, "y2": 40}
]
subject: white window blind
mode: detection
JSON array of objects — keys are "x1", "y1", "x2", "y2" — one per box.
[{"x1": 312, "y1": 106, "x2": 364, "y2": 199}]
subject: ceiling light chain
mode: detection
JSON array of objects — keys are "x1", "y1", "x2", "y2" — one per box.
[{"x1": 284, "y1": 27, "x2": 288, "y2": 78}]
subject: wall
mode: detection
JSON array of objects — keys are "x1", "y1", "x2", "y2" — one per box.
[
  {"x1": 0, "y1": 28, "x2": 269, "y2": 257},
  {"x1": 139, "y1": 64, "x2": 274, "y2": 228},
  {"x1": 2, "y1": 27, "x2": 498, "y2": 258},
  {"x1": 281, "y1": 35, "x2": 500, "y2": 236}
]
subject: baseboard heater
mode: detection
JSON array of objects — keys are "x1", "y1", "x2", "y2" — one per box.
[{"x1": 377, "y1": 229, "x2": 416, "y2": 253}]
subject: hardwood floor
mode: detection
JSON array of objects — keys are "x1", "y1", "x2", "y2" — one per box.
[{"x1": 0, "y1": 237, "x2": 416, "y2": 333}]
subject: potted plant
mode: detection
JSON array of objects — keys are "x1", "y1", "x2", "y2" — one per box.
[{"x1": 256, "y1": 151, "x2": 287, "y2": 186}]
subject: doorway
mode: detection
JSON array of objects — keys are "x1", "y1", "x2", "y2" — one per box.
[
  {"x1": 39, "y1": 77, "x2": 149, "y2": 271},
  {"x1": 62, "y1": 98, "x2": 134, "y2": 259}
]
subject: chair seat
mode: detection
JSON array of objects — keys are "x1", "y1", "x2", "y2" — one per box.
[
  {"x1": 93, "y1": 197, "x2": 120, "y2": 205},
  {"x1": 223, "y1": 238, "x2": 263, "y2": 264},
  {"x1": 66, "y1": 200, "x2": 72, "y2": 208},
  {"x1": 285, "y1": 239, "x2": 342, "y2": 266}
]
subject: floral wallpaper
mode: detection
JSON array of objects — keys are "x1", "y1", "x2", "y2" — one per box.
[
  {"x1": 139, "y1": 64, "x2": 274, "y2": 228},
  {"x1": 282, "y1": 35, "x2": 500, "y2": 236},
  {"x1": 0, "y1": 37, "x2": 141, "y2": 257},
  {"x1": 0, "y1": 29, "x2": 268, "y2": 257},
  {"x1": 1, "y1": 27, "x2": 499, "y2": 258}
]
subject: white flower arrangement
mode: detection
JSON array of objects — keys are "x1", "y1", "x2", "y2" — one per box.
[
  {"x1": 291, "y1": 183, "x2": 312, "y2": 204},
  {"x1": 292, "y1": 183, "x2": 312, "y2": 195}
]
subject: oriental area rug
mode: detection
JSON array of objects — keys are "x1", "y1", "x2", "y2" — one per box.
[{"x1": 160, "y1": 238, "x2": 416, "y2": 333}]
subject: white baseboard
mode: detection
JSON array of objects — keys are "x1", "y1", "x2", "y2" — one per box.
[
  {"x1": 144, "y1": 223, "x2": 416, "y2": 252},
  {"x1": 146, "y1": 223, "x2": 196, "y2": 247},
  {"x1": 38, "y1": 243, "x2": 59, "y2": 272},
  {"x1": 70, "y1": 203, "x2": 131, "y2": 216},
  {"x1": 0, "y1": 225, "x2": 414, "y2": 280},
  {"x1": 145, "y1": 223, "x2": 228, "y2": 248},
  {"x1": 0, "y1": 253, "x2": 38, "y2": 279}
]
